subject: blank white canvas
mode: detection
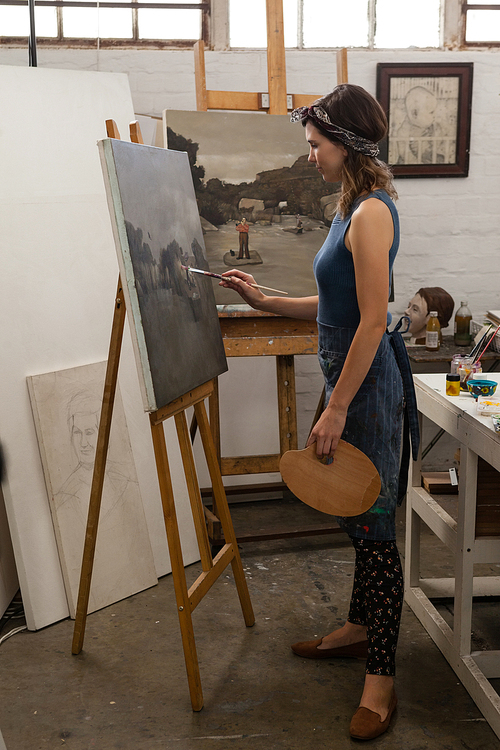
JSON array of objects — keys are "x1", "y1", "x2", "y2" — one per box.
[
  {"x1": 0, "y1": 65, "x2": 199, "y2": 630},
  {"x1": 28, "y1": 362, "x2": 157, "y2": 617}
]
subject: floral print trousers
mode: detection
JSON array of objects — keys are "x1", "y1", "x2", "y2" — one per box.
[{"x1": 348, "y1": 537, "x2": 404, "y2": 676}]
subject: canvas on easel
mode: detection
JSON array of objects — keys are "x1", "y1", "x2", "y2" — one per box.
[
  {"x1": 163, "y1": 109, "x2": 339, "y2": 307},
  {"x1": 98, "y1": 138, "x2": 228, "y2": 412}
]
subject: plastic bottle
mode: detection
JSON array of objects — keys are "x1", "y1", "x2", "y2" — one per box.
[
  {"x1": 454, "y1": 301, "x2": 472, "y2": 347},
  {"x1": 425, "y1": 311, "x2": 441, "y2": 351}
]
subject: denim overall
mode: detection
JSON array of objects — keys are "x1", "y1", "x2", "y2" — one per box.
[{"x1": 318, "y1": 323, "x2": 404, "y2": 541}]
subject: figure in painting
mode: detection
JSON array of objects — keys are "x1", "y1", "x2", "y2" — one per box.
[
  {"x1": 54, "y1": 388, "x2": 144, "y2": 607},
  {"x1": 236, "y1": 218, "x2": 250, "y2": 259},
  {"x1": 55, "y1": 391, "x2": 102, "y2": 525},
  {"x1": 55, "y1": 391, "x2": 135, "y2": 528},
  {"x1": 405, "y1": 286, "x2": 455, "y2": 344}
]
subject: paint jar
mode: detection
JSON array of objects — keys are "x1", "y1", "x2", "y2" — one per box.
[
  {"x1": 446, "y1": 374, "x2": 461, "y2": 397},
  {"x1": 451, "y1": 354, "x2": 470, "y2": 375},
  {"x1": 458, "y1": 360, "x2": 482, "y2": 391}
]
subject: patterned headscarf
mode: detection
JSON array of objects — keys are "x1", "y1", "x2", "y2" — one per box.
[{"x1": 290, "y1": 105, "x2": 379, "y2": 158}]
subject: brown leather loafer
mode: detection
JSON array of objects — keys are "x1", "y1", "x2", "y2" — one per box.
[
  {"x1": 291, "y1": 637, "x2": 369, "y2": 660},
  {"x1": 349, "y1": 690, "x2": 397, "y2": 740}
]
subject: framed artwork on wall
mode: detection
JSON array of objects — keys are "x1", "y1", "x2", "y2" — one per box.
[{"x1": 376, "y1": 63, "x2": 473, "y2": 178}]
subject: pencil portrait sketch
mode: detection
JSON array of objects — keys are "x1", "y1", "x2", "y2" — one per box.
[
  {"x1": 27, "y1": 362, "x2": 157, "y2": 617},
  {"x1": 377, "y1": 63, "x2": 473, "y2": 178},
  {"x1": 99, "y1": 138, "x2": 228, "y2": 412}
]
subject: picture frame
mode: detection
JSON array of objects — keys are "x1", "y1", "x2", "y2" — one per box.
[{"x1": 376, "y1": 63, "x2": 473, "y2": 178}]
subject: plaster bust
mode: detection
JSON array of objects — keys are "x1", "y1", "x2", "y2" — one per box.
[{"x1": 405, "y1": 287, "x2": 455, "y2": 343}]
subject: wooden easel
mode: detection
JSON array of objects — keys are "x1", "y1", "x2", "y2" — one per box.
[
  {"x1": 71, "y1": 120, "x2": 254, "y2": 712},
  {"x1": 191, "y1": 3, "x2": 349, "y2": 543},
  {"x1": 194, "y1": 10, "x2": 348, "y2": 112}
]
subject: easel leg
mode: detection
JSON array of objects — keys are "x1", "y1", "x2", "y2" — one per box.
[
  {"x1": 150, "y1": 419, "x2": 204, "y2": 711},
  {"x1": 174, "y1": 410, "x2": 214, "y2": 573},
  {"x1": 307, "y1": 386, "x2": 325, "y2": 444},
  {"x1": 72, "y1": 279, "x2": 126, "y2": 655},
  {"x1": 208, "y1": 377, "x2": 221, "y2": 521},
  {"x1": 194, "y1": 400, "x2": 255, "y2": 627},
  {"x1": 277, "y1": 355, "x2": 298, "y2": 453}
]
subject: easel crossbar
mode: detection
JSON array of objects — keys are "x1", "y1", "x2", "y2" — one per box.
[
  {"x1": 188, "y1": 543, "x2": 234, "y2": 610},
  {"x1": 150, "y1": 380, "x2": 213, "y2": 424}
]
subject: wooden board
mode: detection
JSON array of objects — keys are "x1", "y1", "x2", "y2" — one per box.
[
  {"x1": 476, "y1": 456, "x2": 500, "y2": 537},
  {"x1": 219, "y1": 313, "x2": 318, "y2": 357},
  {"x1": 421, "y1": 471, "x2": 458, "y2": 495},
  {"x1": 279, "y1": 441, "x2": 380, "y2": 517}
]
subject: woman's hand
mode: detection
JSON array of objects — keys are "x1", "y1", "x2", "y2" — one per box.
[
  {"x1": 220, "y1": 269, "x2": 267, "y2": 308},
  {"x1": 306, "y1": 405, "x2": 347, "y2": 459}
]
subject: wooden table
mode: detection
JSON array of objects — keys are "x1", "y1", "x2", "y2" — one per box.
[
  {"x1": 406, "y1": 373, "x2": 500, "y2": 739},
  {"x1": 406, "y1": 335, "x2": 500, "y2": 371}
]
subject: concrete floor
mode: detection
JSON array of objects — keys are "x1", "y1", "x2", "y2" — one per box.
[{"x1": 1, "y1": 497, "x2": 499, "y2": 750}]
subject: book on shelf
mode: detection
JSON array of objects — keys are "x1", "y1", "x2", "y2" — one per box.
[{"x1": 486, "y1": 310, "x2": 500, "y2": 325}]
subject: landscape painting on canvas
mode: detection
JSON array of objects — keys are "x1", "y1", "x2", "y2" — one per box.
[
  {"x1": 163, "y1": 110, "x2": 339, "y2": 306},
  {"x1": 99, "y1": 138, "x2": 228, "y2": 412},
  {"x1": 27, "y1": 362, "x2": 157, "y2": 617}
]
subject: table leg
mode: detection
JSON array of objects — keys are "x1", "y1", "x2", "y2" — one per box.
[
  {"x1": 406, "y1": 413, "x2": 423, "y2": 590},
  {"x1": 455, "y1": 447, "x2": 478, "y2": 657}
]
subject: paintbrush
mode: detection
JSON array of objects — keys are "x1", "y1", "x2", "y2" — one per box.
[
  {"x1": 181, "y1": 265, "x2": 288, "y2": 295},
  {"x1": 474, "y1": 322, "x2": 500, "y2": 364},
  {"x1": 468, "y1": 322, "x2": 493, "y2": 360}
]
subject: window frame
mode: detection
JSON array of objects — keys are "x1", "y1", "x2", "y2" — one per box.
[
  {"x1": 229, "y1": 0, "x2": 441, "y2": 50},
  {"x1": 461, "y1": 1, "x2": 500, "y2": 47},
  {"x1": 0, "y1": 0, "x2": 211, "y2": 48},
  {"x1": 2, "y1": 0, "x2": 500, "y2": 50}
]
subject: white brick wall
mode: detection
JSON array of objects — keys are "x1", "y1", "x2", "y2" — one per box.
[{"x1": 2, "y1": 45, "x2": 498, "y2": 471}]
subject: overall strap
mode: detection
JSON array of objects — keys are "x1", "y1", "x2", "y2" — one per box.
[{"x1": 388, "y1": 316, "x2": 420, "y2": 504}]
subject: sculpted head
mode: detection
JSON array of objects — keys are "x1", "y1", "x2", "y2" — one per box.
[{"x1": 405, "y1": 287, "x2": 455, "y2": 340}]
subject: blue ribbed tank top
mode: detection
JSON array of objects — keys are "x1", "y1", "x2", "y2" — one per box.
[{"x1": 313, "y1": 189, "x2": 399, "y2": 328}]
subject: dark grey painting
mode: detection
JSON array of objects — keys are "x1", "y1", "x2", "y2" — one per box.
[{"x1": 99, "y1": 138, "x2": 228, "y2": 412}]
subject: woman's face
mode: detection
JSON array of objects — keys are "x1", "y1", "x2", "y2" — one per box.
[
  {"x1": 71, "y1": 412, "x2": 99, "y2": 466},
  {"x1": 405, "y1": 293, "x2": 429, "y2": 337},
  {"x1": 305, "y1": 122, "x2": 347, "y2": 183}
]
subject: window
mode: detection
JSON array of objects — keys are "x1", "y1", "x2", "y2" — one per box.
[
  {"x1": 229, "y1": 0, "x2": 441, "y2": 49},
  {"x1": 464, "y1": 0, "x2": 500, "y2": 45},
  {"x1": 0, "y1": 0, "x2": 210, "y2": 46}
]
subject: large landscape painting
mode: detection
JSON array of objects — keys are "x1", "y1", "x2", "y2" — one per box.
[
  {"x1": 163, "y1": 111, "x2": 339, "y2": 306},
  {"x1": 99, "y1": 138, "x2": 228, "y2": 412}
]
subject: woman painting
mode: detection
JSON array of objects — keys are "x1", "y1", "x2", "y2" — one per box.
[{"x1": 220, "y1": 84, "x2": 407, "y2": 740}]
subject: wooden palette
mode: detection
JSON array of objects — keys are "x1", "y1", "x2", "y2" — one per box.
[{"x1": 279, "y1": 441, "x2": 381, "y2": 517}]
